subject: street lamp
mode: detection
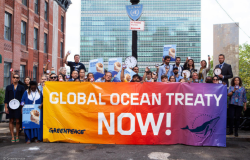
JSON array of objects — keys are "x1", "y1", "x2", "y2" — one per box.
[
  {"x1": 130, "y1": 0, "x2": 140, "y2": 4},
  {"x1": 130, "y1": 0, "x2": 140, "y2": 60}
]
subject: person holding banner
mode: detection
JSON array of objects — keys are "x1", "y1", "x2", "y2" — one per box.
[
  {"x1": 68, "y1": 71, "x2": 79, "y2": 81},
  {"x1": 87, "y1": 73, "x2": 95, "y2": 82},
  {"x1": 197, "y1": 57, "x2": 211, "y2": 83},
  {"x1": 49, "y1": 73, "x2": 57, "y2": 81},
  {"x1": 79, "y1": 69, "x2": 86, "y2": 82},
  {"x1": 96, "y1": 72, "x2": 113, "y2": 82},
  {"x1": 212, "y1": 76, "x2": 219, "y2": 84},
  {"x1": 21, "y1": 81, "x2": 43, "y2": 144},
  {"x1": 143, "y1": 67, "x2": 153, "y2": 82},
  {"x1": 4, "y1": 74, "x2": 25, "y2": 143},
  {"x1": 158, "y1": 56, "x2": 173, "y2": 82},
  {"x1": 161, "y1": 75, "x2": 169, "y2": 82},
  {"x1": 215, "y1": 54, "x2": 233, "y2": 86},
  {"x1": 227, "y1": 77, "x2": 247, "y2": 137},
  {"x1": 169, "y1": 76, "x2": 176, "y2": 82},
  {"x1": 173, "y1": 67, "x2": 183, "y2": 82}
]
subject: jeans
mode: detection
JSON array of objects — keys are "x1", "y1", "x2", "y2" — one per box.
[{"x1": 228, "y1": 104, "x2": 243, "y2": 133}]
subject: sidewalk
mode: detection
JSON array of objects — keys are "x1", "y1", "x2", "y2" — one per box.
[{"x1": 1, "y1": 122, "x2": 250, "y2": 141}]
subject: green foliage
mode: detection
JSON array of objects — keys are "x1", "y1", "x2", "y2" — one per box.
[
  {"x1": 239, "y1": 43, "x2": 250, "y2": 88},
  {"x1": 208, "y1": 57, "x2": 213, "y2": 77},
  {"x1": 239, "y1": 43, "x2": 250, "y2": 106},
  {"x1": 0, "y1": 88, "x2": 5, "y2": 104}
]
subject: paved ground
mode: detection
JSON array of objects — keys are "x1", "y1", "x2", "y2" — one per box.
[{"x1": 1, "y1": 123, "x2": 250, "y2": 160}]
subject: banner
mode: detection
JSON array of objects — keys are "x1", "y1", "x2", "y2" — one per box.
[
  {"x1": 163, "y1": 45, "x2": 176, "y2": 61},
  {"x1": 88, "y1": 58, "x2": 105, "y2": 80},
  {"x1": 43, "y1": 82, "x2": 227, "y2": 147},
  {"x1": 108, "y1": 58, "x2": 122, "y2": 82},
  {"x1": 22, "y1": 104, "x2": 41, "y2": 129}
]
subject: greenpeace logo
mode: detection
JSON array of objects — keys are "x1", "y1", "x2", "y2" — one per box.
[{"x1": 49, "y1": 128, "x2": 86, "y2": 134}]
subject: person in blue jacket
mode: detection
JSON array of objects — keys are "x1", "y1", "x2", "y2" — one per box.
[{"x1": 21, "y1": 81, "x2": 43, "y2": 144}]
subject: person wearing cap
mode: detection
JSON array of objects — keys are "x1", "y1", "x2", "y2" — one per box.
[
  {"x1": 158, "y1": 56, "x2": 173, "y2": 82},
  {"x1": 4, "y1": 74, "x2": 25, "y2": 143},
  {"x1": 68, "y1": 70, "x2": 79, "y2": 81},
  {"x1": 173, "y1": 57, "x2": 183, "y2": 76},
  {"x1": 215, "y1": 54, "x2": 233, "y2": 86},
  {"x1": 63, "y1": 52, "x2": 86, "y2": 78},
  {"x1": 183, "y1": 57, "x2": 196, "y2": 79},
  {"x1": 143, "y1": 67, "x2": 153, "y2": 82},
  {"x1": 173, "y1": 67, "x2": 183, "y2": 82},
  {"x1": 21, "y1": 81, "x2": 43, "y2": 144}
]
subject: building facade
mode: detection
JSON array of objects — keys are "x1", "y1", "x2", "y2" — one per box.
[
  {"x1": 80, "y1": 0, "x2": 201, "y2": 75},
  {"x1": 0, "y1": 0, "x2": 71, "y2": 88}
]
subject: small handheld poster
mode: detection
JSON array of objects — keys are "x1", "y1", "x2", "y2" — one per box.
[{"x1": 22, "y1": 104, "x2": 41, "y2": 129}]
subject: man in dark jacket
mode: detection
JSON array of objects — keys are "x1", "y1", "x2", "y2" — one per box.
[{"x1": 215, "y1": 54, "x2": 233, "y2": 86}]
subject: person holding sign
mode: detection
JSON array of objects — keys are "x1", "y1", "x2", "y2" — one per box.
[
  {"x1": 4, "y1": 74, "x2": 25, "y2": 143},
  {"x1": 214, "y1": 54, "x2": 233, "y2": 86},
  {"x1": 21, "y1": 81, "x2": 43, "y2": 144},
  {"x1": 227, "y1": 77, "x2": 247, "y2": 137},
  {"x1": 63, "y1": 51, "x2": 86, "y2": 78}
]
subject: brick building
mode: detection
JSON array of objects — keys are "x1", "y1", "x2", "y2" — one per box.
[{"x1": 0, "y1": 0, "x2": 71, "y2": 88}]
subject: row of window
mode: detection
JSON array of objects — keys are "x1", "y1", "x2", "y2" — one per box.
[
  {"x1": 4, "y1": 12, "x2": 64, "y2": 54},
  {"x1": 4, "y1": 63, "x2": 37, "y2": 88},
  {"x1": 22, "y1": 0, "x2": 48, "y2": 21}
]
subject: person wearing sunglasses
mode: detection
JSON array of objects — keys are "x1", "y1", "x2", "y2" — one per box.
[
  {"x1": 49, "y1": 73, "x2": 57, "y2": 81},
  {"x1": 4, "y1": 74, "x2": 25, "y2": 143},
  {"x1": 212, "y1": 76, "x2": 219, "y2": 84}
]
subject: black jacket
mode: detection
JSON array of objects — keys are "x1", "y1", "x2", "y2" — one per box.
[
  {"x1": 4, "y1": 84, "x2": 25, "y2": 107},
  {"x1": 215, "y1": 63, "x2": 233, "y2": 86}
]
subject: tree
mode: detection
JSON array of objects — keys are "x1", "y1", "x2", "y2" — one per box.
[
  {"x1": 239, "y1": 43, "x2": 250, "y2": 88},
  {"x1": 208, "y1": 57, "x2": 213, "y2": 77}
]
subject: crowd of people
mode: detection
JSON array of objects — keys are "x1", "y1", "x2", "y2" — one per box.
[{"x1": 4, "y1": 53, "x2": 247, "y2": 144}]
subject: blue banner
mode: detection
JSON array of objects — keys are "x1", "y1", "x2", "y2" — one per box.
[
  {"x1": 22, "y1": 104, "x2": 41, "y2": 129},
  {"x1": 163, "y1": 44, "x2": 176, "y2": 61},
  {"x1": 126, "y1": 4, "x2": 143, "y2": 21},
  {"x1": 89, "y1": 58, "x2": 105, "y2": 80}
]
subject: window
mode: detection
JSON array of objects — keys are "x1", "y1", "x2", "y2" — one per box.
[
  {"x1": 33, "y1": 66, "x2": 37, "y2": 82},
  {"x1": 21, "y1": 21, "x2": 26, "y2": 45},
  {"x1": 20, "y1": 65, "x2": 25, "y2": 83},
  {"x1": 34, "y1": 0, "x2": 38, "y2": 14},
  {"x1": 44, "y1": 33, "x2": 47, "y2": 53},
  {"x1": 45, "y1": 1, "x2": 48, "y2": 21},
  {"x1": 22, "y1": 0, "x2": 27, "y2": 6},
  {"x1": 60, "y1": 42, "x2": 63, "y2": 58},
  {"x1": 4, "y1": 63, "x2": 11, "y2": 88},
  {"x1": 61, "y1": 16, "x2": 64, "y2": 32},
  {"x1": 4, "y1": 12, "x2": 11, "y2": 41},
  {"x1": 34, "y1": 28, "x2": 38, "y2": 50}
]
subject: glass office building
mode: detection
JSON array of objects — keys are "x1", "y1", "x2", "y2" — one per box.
[{"x1": 80, "y1": 0, "x2": 201, "y2": 75}]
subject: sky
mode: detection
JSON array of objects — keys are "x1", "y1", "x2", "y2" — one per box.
[{"x1": 65, "y1": 0, "x2": 250, "y2": 62}]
